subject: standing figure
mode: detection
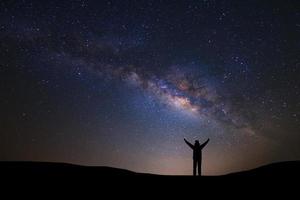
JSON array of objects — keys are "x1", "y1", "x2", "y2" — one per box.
[{"x1": 184, "y1": 138, "x2": 210, "y2": 176}]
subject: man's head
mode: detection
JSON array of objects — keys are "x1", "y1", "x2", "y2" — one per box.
[{"x1": 195, "y1": 140, "x2": 200, "y2": 146}]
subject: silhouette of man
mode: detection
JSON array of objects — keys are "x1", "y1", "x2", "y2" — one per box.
[{"x1": 184, "y1": 138, "x2": 210, "y2": 176}]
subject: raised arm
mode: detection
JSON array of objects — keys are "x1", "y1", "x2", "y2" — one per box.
[
  {"x1": 184, "y1": 138, "x2": 194, "y2": 149},
  {"x1": 200, "y1": 138, "x2": 210, "y2": 149}
]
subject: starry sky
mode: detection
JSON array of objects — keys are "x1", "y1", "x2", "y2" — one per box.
[{"x1": 0, "y1": 0, "x2": 299, "y2": 175}]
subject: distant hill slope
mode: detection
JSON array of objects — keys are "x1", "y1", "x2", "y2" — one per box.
[
  {"x1": 0, "y1": 160, "x2": 299, "y2": 177},
  {"x1": 0, "y1": 161, "x2": 142, "y2": 176},
  {"x1": 225, "y1": 161, "x2": 300, "y2": 177}
]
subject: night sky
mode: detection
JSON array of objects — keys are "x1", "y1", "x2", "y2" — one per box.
[{"x1": 1, "y1": 0, "x2": 299, "y2": 175}]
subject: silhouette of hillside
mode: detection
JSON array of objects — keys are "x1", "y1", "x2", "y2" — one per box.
[
  {"x1": 0, "y1": 160, "x2": 299, "y2": 178},
  {"x1": 1, "y1": 160, "x2": 299, "y2": 194},
  {"x1": 225, "y1": 161, "x2": 300, "y2": 177},
  {"x1": 0, "y1": 161, "x2": 145, "y2": 177}
]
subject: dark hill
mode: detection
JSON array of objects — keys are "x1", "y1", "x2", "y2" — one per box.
[
  {"x1": 225, "y1": 161, "x2": 300, "y2": 177},
  {"x1": 0, "y1": 161, "x2": 143, "y2": 177},
  {"x1": 0, "y1": 160, "x2": 299, "y2": 177},
  {"x1": 1, "y1": 161, "x2": 299, "y2": 192}
]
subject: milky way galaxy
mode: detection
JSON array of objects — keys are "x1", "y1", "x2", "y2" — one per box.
[{"x1": 1, "y1": 0, "x2": 299, "y2": 175}]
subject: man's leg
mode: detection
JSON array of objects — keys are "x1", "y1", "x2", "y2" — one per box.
[
  {"x1": 198, "y1": 159, "x2": 202, "y2": 176},
  {"x1": 193, "y1": 160, "x2": 196, "y2": 176}
]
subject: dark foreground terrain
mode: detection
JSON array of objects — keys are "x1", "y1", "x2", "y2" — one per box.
[
  {"x1": 1, "y1": 161, "x2": 299, "y2": 193},
  {"x1": 1, "y1": 160, "x2": 299, "y2": 184},
  {"x1": 1, "y1": 160, "x2": 299, "y2": 177}
]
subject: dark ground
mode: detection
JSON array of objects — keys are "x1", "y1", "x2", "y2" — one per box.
[
  {"x1": 1, "y1": 160, "x2": 299, "y2": 195},
  {"x1": 1, "y1": 160, "x2": 299, "y2": 177}
]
